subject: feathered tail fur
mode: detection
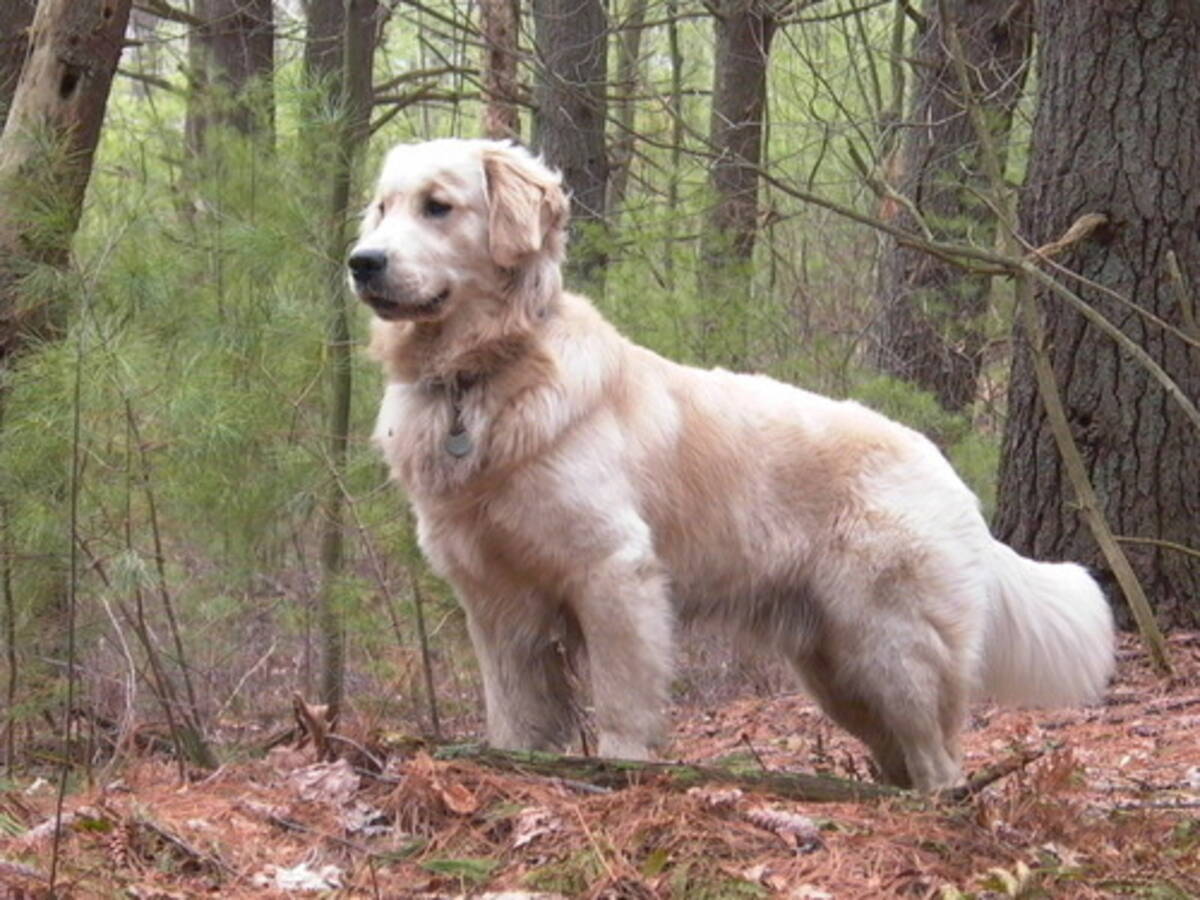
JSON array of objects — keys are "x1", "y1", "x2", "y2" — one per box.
[{"x1": 979, "y1": 541, "x2": 1116, "y2": 707}]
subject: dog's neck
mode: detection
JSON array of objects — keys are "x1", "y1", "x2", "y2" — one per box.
[{"x1": 374, "y1": 286, "x2": 560, "y2": 393}]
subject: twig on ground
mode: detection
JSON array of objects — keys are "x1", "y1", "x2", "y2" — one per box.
[
  {"x1": 326, "y1": 733, "x2": 386, "y2": 773},
  {"x1": 943, "y1": 747, "x2": 1047, "y2": 802},
  {"x1": 739, "y1": 733, "x2": 771, "y2": 772},
  {"x1": 134, "y1": 815, "x2": 235, "y2": 877}
]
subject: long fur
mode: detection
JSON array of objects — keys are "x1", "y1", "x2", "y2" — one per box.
[
  {"x1": 350, "y1": 138, "x2": 1116, "y2": 791},
  {"x1": 980, "y1": 544, "x2": 1114, "y2": 706}
]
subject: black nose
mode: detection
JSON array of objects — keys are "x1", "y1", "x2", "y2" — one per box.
[{"x1": 348, "y1": 248, "x2": 387, "y2": 282}]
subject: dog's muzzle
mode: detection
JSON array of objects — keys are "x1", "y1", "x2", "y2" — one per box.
[{"x1": 347, "y1": 249, "x2": 449, "y2": 319}]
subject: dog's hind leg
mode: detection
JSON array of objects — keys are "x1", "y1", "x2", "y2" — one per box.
[
  {"x1": 791, "y1": 655, "x2": 915, "y2": 787},
  {"x1": 791, "y1": 613, "x2": 967, "y2": 792},
  {"x1": 463, "y1": 591, "x2": 580, "y2": 752}
]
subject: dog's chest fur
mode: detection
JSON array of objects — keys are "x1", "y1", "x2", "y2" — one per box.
[{"x1": 373, "y1": 381, "x2": 487, "y2": 494}]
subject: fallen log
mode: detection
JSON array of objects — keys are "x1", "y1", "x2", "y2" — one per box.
[{"x1": 431, "y1": 742, "x2": 905, "y2": 803}]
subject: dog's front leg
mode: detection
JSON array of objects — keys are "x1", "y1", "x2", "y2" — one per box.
[
  {"x1": 461, "y1": 592, "x2": 578, "y2": 753},
  {"x1": 571, "y1": 550, "x2": 674, "y2": 760}
]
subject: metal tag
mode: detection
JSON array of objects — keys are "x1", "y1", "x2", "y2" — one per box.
[{"x1": 445, "y1": 427, "x2": 473, "y2": 458}]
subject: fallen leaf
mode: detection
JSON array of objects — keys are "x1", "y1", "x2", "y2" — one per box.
[
  {"x1": 342, "y1": 800, "x2": 391, "y2": 836},
  {"x1": 686, "y1": 786, "x2": 744, "y2": 808},
  {"x1": 512, "y1": 807, "x2": 563, "y2": 849},
  {"x1": 742, "y1": 862, "x2": 768, "y2": 882},
  {"x1": 288, "y1": 758, "x2": 360, "y2": 806},
  {"x1": 641, "y1": 847, "x2": 669, "y2": 877},
  {"x1": 251, "y1": 861, "x2": 344, "y2": 892},
  {"x1": 440, "y1": 781, "x2": 479, "y2": 816}
]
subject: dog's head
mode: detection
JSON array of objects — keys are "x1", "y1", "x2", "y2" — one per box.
[{"x1": 348, "y1": 139, "x2": 569, "y2": 324}]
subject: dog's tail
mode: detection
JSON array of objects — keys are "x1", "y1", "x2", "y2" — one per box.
[{"x1": 978, "y1": 541, "x2": 1115, "y2": 707}]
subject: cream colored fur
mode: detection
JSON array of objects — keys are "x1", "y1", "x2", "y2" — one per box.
[{"x1": 350, "y1": 138, "x2": 1116, "y2": 791}]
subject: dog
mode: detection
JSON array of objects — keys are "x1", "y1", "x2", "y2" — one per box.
[{"x1": 349, "y1": 138, "x2": 1115, "y2": 791}]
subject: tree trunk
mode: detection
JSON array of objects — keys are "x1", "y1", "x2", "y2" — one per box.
[
  {"x1": 0, "y1": 0, "x2": 37, "y2": 126},
  {"x1": 664, "y1": 0, "x2": 683, "y2": 294},
  {"x1": 305, "y1": 0, "x2": 380, "y2": 720},
  {"x1": 606, "y1": 0, "x2": 648, "y2": 219},
  {"x1": 996, "y1": 0, "x2": 1200, "y2": 628},
  {"x1": 705, "y1": 0, "x2": 777, "y2": 268},
  {"x1": 300, "y1": 0, "x2": 346, "y2": 166},
  {"x1": 696, "y1": 1, "x2": 777, "y2": 364},
  {"x1": 872, "y1": 0, "x2": 1033, "y2": 412},
  {"x1": 207, "y1": 0, "x2": 274, "y2": 142},
  {"x1": 0, "y1": 0, "x2": 134, "y2": 362},
  {"x1": 480, "y1": 0, "x2": 520, "y2": 141},
  {"x1": 185, "y1": 0, "x2": 213, "y2": 157},
  {"x1": 531, "y1": 0, "x2": 608, "y2": 293},
  {"x1": 302, "y1": 0, "x2": 342, "y2": 81},
  {"x1": 185, "y1": 0, "x2": 274, "y2": 155}
]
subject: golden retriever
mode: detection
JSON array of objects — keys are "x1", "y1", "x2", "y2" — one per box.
[{"x1": 349, "y1": 139, "x2": 1115, "y2": 791}]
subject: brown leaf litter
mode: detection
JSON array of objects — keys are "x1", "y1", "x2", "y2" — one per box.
[{"x1": 2, "y1": 632, "x2": 1197, "y2": 898}]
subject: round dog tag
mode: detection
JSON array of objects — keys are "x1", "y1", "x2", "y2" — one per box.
[{"x1": 445, "y1": 427, "x2": 472, "y2": 458}]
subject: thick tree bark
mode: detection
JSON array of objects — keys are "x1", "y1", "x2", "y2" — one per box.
[
  {"x1": 531, "y1": 0, "x2": 608, "y2": 292},
  {"x1": 872, "y1": 0, "x2": 1032, "y2": 412},
  {"x1": 996, "y1": 0, "x2": 1200, "y2": 627},
  {"x1": 0, "y1": 0, "x2": 37, "y2": 126},
  {"x1": 0, "y1": 0, "x2": 134, "y2": 362},
  {"x1": 705, "y1": 0, "x2": 777, "y2": 268},
  {"x1": 480, "y1": 0, "x2": 520, "y2": 141}
]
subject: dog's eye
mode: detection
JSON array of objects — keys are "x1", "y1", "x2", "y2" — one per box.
[
  {"x1": 376, "y1": 200, "x2": 385, "y2": 217},
  {"x1": 424, "y1": 197, "x2": 452, "y2": 218}
]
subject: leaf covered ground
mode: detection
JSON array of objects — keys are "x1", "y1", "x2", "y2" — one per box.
[{"x1": 2, "y1": 633, "x2": 1198, "y2": 899}]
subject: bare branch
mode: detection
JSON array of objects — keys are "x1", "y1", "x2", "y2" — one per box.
[
  {"x1": 134, "y1": 0, "x2": 204, "y2": 27},
  {"x1": 1030, "y1": 212, "x2": 1110, "y2": 260},
  {"x1": 117, "y1": 67, "x2": 179, "y2": 94}
]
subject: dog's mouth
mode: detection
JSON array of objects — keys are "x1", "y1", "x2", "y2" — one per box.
[{"x1": 362, "y1": 288, "x2": 450, "y2": 321}]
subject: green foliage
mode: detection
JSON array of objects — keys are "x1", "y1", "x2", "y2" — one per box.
[
  {"x1": 524, "y1": 849, "x2": 607, "y2": 895},
  {"x1": 668, "y1": 862, "x2": 769, "y2": 899},
  {"x1": 0, "y1": 809, "x2": 24, "y2": 837},
  {"x1": 1, "y1": 69, "x2": 425, "y2": 740},
  {"x1": 421, "y1": 856, "x2": 500, "y2": 887}
]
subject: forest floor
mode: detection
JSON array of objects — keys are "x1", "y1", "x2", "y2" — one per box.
[{"x1": 2, "y1": 632, "x2": 1198, "y2": 899}]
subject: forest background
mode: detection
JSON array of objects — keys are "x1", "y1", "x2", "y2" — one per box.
[{"x1": 0, "y1": 0, "x2": 1198, "y2": 778}]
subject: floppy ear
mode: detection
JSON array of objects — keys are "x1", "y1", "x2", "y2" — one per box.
[{"x1": 482, "y1": 148, "x2": 568, "y2": 268}]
